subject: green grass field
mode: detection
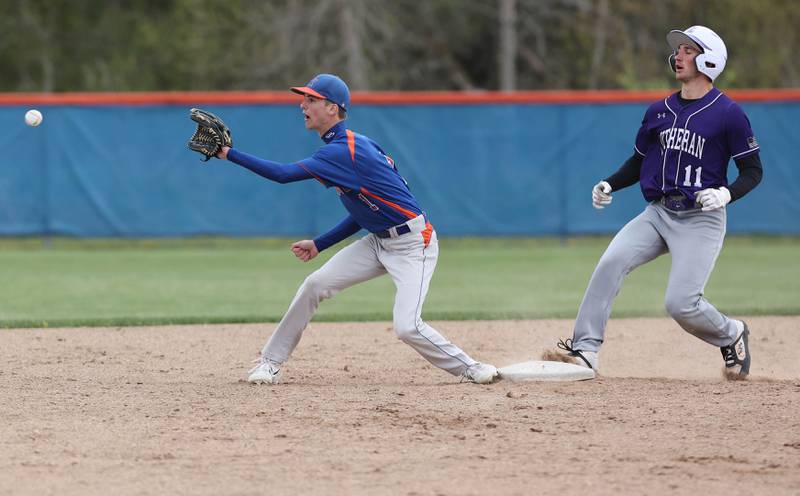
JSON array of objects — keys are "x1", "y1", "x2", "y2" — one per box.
[{"x1": 1, "y1": 236, "x2": 798, "y2": 328}]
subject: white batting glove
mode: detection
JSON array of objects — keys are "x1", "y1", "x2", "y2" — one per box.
[
  {"x1": 592, "y1": 181, "x2": 613, "y2": 209},
  {"x1": 694, "y1": 187, "x2": 731, "y2": 211}
]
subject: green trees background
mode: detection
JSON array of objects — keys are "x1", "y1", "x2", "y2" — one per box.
[{"x1": 1, "y1": 0, "x2": 797, "y2": 92}]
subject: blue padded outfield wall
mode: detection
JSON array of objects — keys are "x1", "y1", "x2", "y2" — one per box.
[{"x1": 0, "y1": 98, "x2": 798, "y2": 237}]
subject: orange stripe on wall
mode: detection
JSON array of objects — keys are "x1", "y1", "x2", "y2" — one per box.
[
  {"x1": 1, "y1": 89, "x2": 799, "y2": 106},
  {"x1": 0, "y1": 91, "x2": 297, "y2": 106}
]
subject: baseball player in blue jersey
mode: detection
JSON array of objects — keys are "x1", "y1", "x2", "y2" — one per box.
[
  {"x1": 214, "y1": 74, "x2": 498, "y2": 385},
  {"x1": 552, "y1": 26, "x2": 762, "y2": 379}
]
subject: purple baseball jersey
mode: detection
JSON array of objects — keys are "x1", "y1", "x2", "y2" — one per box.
[{"x1": 634, "y1": 88, "x2": 760, "y2": 201}]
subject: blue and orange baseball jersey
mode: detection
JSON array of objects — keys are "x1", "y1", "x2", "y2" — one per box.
[{"x1": 227, "y1": 122, "x2": 425, "y2": 250}]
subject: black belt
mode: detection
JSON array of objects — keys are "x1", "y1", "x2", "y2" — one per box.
[
  {"x1": 375, "y1": 222, "x2": 412, "y2": 238},
  {"x1": 659, "y1": 194, "x2": 701, "y2": 212}
]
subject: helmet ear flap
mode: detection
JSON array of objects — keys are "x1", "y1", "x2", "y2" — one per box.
[
  {"x1": 699, "y1": 55, "x2": 716, "y2": 69},
  {"x1": 668, "y1": 52, "x2": 677, "y2": 73}
]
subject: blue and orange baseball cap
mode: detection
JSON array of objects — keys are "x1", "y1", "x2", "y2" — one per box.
[{"x1": 290, "y1": 74, "x2": 350, "y2": 112}]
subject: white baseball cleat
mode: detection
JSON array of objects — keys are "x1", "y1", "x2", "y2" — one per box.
[
  {"x1": 462, "y1": 362, "x2": 499, "y2": 384},
  {"x1": 248, "y1": 356, "x2": 283, "y2": 384},
  {"x1": 553, "y1": 338, "x2": 599, "y2": 371}
]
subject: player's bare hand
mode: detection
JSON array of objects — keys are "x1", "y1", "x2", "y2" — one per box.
[
  {"x1": 291, "y1": 240, "x2": 319, "y2": 262},
  {"x1": 694, "y1": 187, "x2": 731, "y2": 211},
  {"x1": 216, "y1": 146, "x2": 231, "y2": 160},
  {"x1": 592, "y1": 181, "x2": 613, "y2": 209}
]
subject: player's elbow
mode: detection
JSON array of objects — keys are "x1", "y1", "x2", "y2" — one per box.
[
  {"x1": 273, "y1": 172, "x2": 292, "y2": 184},
  {"x1": 752, "y1": 166, "x2": 763, "y2": 186},
  {"x1": 260, "y1": 167, "x2": 290, "y2": 184}
]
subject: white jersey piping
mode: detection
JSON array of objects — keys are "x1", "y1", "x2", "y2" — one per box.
[{"x1": 672, "y1": 91, "x2": 725, "y2": 189}]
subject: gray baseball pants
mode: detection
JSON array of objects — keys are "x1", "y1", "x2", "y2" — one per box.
[
  {"x1": 572, "y1": 202, "x2": 739, "y2": 352},
  {"x1": 261, "y1": 215, "x2": 477, "y2": 376}
]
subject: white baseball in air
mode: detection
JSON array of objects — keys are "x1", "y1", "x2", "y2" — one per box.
[{"x1": 25, "y1": 109, "x2": 43, "y2": 127}]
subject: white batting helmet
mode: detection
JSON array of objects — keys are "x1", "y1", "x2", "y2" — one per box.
[{"x1": 667, "y1": 25, "x2": 728, "y2": 81}]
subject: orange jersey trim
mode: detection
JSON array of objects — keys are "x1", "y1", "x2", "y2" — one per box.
[
  {"x1": 359, "y1": 188, "x2": 418, "y2": 220},
  {"x1": 421, "y1": 221, "x2": 433, "y2": 247},
  {"x1": 2, "y1": 89, "x2": 799, "y2": 106},
  {"x1": 346, "y1": 129, "x2": 356, "y2": 162},
  {"x1": 297, "y1": 163, "x2": 328, "y2": 187}
]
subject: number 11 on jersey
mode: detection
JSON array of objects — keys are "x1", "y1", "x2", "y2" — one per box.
[{"x1": 683, "y1": 165, "x2": 702, "y2": 187}]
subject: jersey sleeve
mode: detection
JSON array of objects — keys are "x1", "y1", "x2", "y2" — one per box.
[
  {"x1": 726, "y1": 103, "x2": 760, "y2": 160},
  {"x1": 296, "y1": 145, "x2": 361, "y2": 191},
  {"x1": 633, "y1": 109, "x2": 655, "y2": 157},
  {"x1": 227, "y1": 148, "x2": 312, "y2": 183},
  {"x1": 313, "y1": 215, "x2": 362, "y2": 252}
]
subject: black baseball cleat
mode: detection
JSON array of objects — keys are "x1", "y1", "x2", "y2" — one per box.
[{"x1": 720, "y1": 322, "x2": 751, "y2": 379}]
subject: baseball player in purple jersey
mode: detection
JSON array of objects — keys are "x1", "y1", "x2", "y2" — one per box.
[
  {"x1": 215, "y1": 74, "x2": 498, "y2": 385},
  {"x1": 553, "y1": 26, "x2": 762, "y2": 379}
]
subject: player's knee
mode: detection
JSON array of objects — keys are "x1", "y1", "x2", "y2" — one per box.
[
  {"x1": 664, "y1": 294, "x2": 696, "y2": 321},
  {"x1": 595, "y1": 252, "x2": 628, "y2": 277},
  {"x1": 393, "y1": 318, "x2": 420, "y2": 342},
  {"x1": 299, "y1": 272, "x2": 334, "y2": 301}
]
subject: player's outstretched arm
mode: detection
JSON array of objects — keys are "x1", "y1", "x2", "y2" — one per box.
[{"x1": 221, "y1": 146, "x2": 312, "y2": 184}]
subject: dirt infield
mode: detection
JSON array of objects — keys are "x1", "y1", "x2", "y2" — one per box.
[{"x1": 2, "y1": 317, "x2": 799, "y2": 496}]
